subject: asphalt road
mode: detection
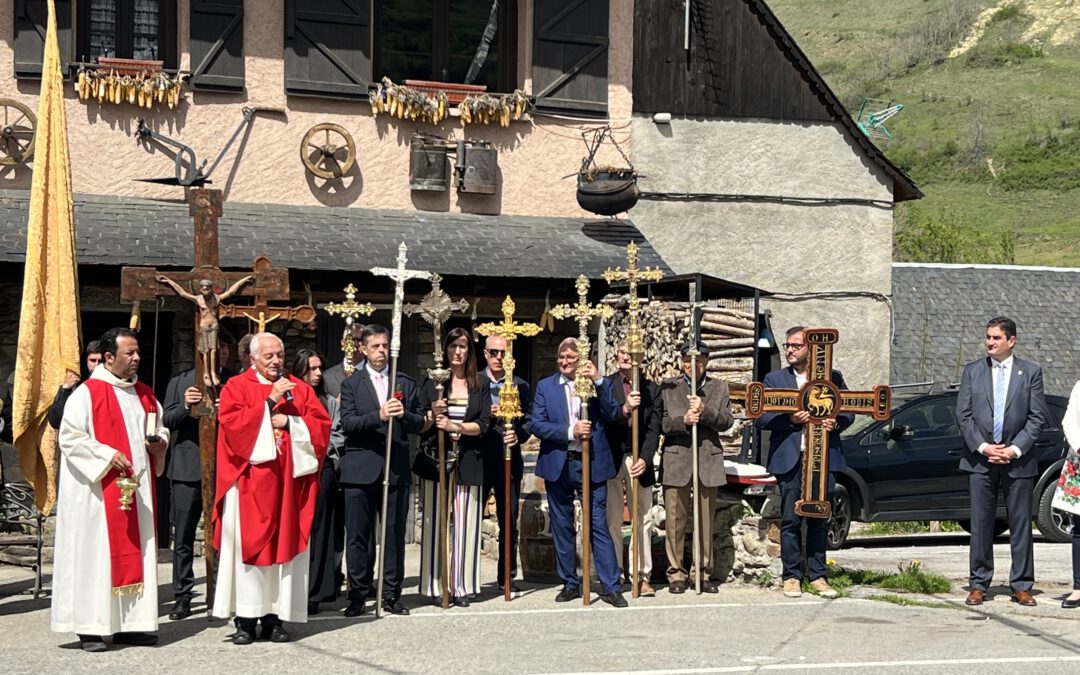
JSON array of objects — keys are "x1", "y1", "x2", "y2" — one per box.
[{"x1": 2, "y1": 535, "x2": 1079, "y2": 674}]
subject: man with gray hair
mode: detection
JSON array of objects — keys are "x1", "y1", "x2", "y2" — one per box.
[{"x1": 211, "y1": 333, "x2": 331, "y2": 644}]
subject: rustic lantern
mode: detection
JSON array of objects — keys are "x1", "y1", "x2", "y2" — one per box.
[
  {"x1": 409, "y1": 132, "x2": 448, "y2": 191},
  {"x1": 455, "y1": 140, "x2": 498, "y2": 194}
]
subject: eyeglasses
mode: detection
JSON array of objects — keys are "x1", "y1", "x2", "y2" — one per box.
[
  {"x1": 782, "y1": 343, "x2": 806, "y2": 351},
  {"x1": 486, "y1": 349, "x2": 505, "y2": 357}
]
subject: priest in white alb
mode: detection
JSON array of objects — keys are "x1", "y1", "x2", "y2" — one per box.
[
  {"x1": 52, "y1": 327, "x2": 169, "y2": 653},
  {"x1": 212, "y1": 332, "x2": 331, "y2": 645}
]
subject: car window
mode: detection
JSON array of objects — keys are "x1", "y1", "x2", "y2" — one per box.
[{"x1": 888, "y1": 400, "x2": 959, "y2": 440}]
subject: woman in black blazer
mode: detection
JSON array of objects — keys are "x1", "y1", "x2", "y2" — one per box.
[{"x1": 415, "y1": 327, "x2": 491, "y2": 606}]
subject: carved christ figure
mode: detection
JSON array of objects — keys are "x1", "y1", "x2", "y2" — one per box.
[{"x1": 157, "y1": 275, "x2": 254, "y2": 386}]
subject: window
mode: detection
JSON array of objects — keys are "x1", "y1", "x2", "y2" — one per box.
[
  {"x1": 77, "y1": 0, "x2": 177, "y2": 68},
  {"x1": 375, "y1": 0, "x2": 517, "y2": 92}
]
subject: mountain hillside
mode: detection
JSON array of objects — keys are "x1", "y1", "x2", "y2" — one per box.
[{"x1": 769, "y1": 0, "x2": 1080, "y2": 266}]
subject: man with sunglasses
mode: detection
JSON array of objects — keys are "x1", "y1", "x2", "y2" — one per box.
[
  {"x1": 754, "y1": 326, "x2": 853, "y2": 599},
  {"x1": 479, "y1": 335, "x2": 532, "y2": 597},
  {"x1": 323, "y1": 323, "x2": 366, "y2": 399}
]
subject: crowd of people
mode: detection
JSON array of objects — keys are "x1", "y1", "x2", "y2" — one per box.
[{"x1": 35, "y1": 316, "x2": 1080, "y2": 652}]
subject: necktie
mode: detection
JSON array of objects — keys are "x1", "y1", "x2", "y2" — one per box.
[
  {"x1": 375, "y1": 371, "x2": 388, "y2": 403},
  {"x1": 992, "y1": 363, "x2": 1006, "y2": 444}
]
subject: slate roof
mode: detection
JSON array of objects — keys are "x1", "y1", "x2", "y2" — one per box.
[
  {"x1": 891, "y1": 263, "x2": 1080, "y2": 396},
  {"x1": 0, "y1": 190, "x2": 671, "y2": 279},
  {"x1": 749, "y1": 0, "x2": 922, "y2": 202}
]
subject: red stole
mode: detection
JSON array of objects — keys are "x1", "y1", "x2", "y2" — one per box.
[
  {"x1": 83, "y1": 378, "x2": 157, "y2": 595},
  {"x1": 213, "y1": 370, "x2": 330, "y2": 566}
]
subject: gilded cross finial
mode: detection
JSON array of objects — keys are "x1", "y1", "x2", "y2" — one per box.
[
  {"x1": 404, "y1": 273, "x2": 470, "y2": 384},
  {"x1": 326, "y1": 283, "x2": 377, "y2": 374},
  {"x1": 550, "y1": 275, "x2": 614, "y2": 402},
  {"x1": 476, "y1": 296, "x2": 541, "y2": 421},
  {"x1": 602, "y1": 242, "x2": 664, "y2": 358}
]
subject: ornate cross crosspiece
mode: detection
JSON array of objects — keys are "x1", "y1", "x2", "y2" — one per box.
[
  {"x1": 550, "y1": 275, "x2": 615, "y2": 403},
  {"x1": 602, "y1": 243, "x2": 664, "y2": 598},
  {"x1": 475, "y1": 296, "x2": 542, "y2": 423},
  {"x1": 404, "y1": 273, "x2": 470, "y2": 385},
  {"x1": 325, "y1": 283, "x2": 376, "y2": 376},
  {"x1": 369, "y1": 241, "x2": 431, "y2": 617},
  {"x1": 744, "y1": 328, "x2": 891, "y2": 518},
  {"x1": 217, "y1": 256, "x2": 316, "y2": 332}
]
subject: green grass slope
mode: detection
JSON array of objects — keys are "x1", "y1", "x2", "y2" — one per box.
[{"x1": 769, "y1": 0, "x2": 1080, "y2": 266}]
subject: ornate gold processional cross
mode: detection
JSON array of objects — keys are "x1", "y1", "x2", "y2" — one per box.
[
  {"x1": 744, "y1": 329, "x2": 891, "y2": 517},
  {"x1": 325, "y1": 283, "x2": 376, "y2": 375}
]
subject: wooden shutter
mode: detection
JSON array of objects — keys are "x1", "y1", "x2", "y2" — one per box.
[
  {"x1": 532, "y1": 0, "x2": 608, "y2": 114},
  {"x1": 284, "y1": 0, "x2": 371, "y2": 99},
  {"x1": 190, "y1": 0, "x2": 245, "y2": 91},
  {"x1": 13, "y1": 0, "x2": 72, "y2": 79}
]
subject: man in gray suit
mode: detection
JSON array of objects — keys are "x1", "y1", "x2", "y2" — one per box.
[{"x1": 956, "y1": 316, "x2": 1047, "y2": 607}]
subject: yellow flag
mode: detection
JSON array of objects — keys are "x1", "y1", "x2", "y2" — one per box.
[{"x1": 12, "y1": 0, "x2": 82, "y2": 516}]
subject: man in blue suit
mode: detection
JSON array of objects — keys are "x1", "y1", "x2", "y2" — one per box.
[
  {"x1": 956, "y1": 316, "x2": 1047, "y2": 607},
  {"x1": 532, "y1": 337, "x2": 627, "y2": 607},
  {"x1": 755, "y1": 326, "x2": 853, "y2": 599},
  {"x1": 339, "y1": 324, "x2": 425, "y2": 617}
]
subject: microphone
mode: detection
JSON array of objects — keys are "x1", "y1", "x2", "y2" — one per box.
[{"x1": 276, "y1": 366, "x2": 293, "y2": 403}]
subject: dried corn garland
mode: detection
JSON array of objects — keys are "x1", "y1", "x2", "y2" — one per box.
[
  {"x1": 459, "y1": 90, "x2": 528, "y2": 127},
  {"x1": 75, "y1": 67, "x2": 183, "y2": 109},
  {"x1": 369, "y1": 77, "x2": 450, "y2": 125}
]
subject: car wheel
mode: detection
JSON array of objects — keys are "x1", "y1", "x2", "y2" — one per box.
[
  {"x1": 1036, "y1": 481, "x2": 1073, "y2": 543},
  {"x1": 957, "y1": 519, "x2": 1009, "y2": 537},
  {"x1": 827, "y1": 484, "x2": 851, "y2": 550}
]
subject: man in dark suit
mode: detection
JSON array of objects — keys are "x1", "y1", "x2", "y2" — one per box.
[
  {"x1": 479, "y1": 334, "x2": 532, "y2": 597},
  {"x1": 755, "y1": 326, "x2": 853, "y2": 599},
  {"x1": 161, "y1": 340, "x2": 235, "y2": 620},
  {"x1": 339, "y1": 324, "x2": 424, "y2": 617},
  {"x1": 532, "y1": 337, "x2": 626, "y2": 607},
  {"x1": 324, "y1": 323, "x2": 365, "y2": 399},
  {"x1": 605, "y1": 343, "x2": 660, "y2": 596},
  {"x1": 956, "y1": 316, "x2": 1047, "y2": 607}
]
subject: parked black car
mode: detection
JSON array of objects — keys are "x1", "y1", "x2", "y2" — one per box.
[{"x1": 825, "y1": 388, "x2": 1071, "y2": 549}]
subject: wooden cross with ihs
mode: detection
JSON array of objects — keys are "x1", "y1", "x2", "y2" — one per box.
[{"x1": 743, "y1": 328, "x2": 891, "y2": 518}]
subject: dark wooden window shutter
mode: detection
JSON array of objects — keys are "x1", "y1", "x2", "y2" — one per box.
[
  {"x1": 13, "y1": 0, "x2": 72, "y2": 79},
  {"x1": 284, "y1": 0, "x2": 371, "y2": 99},
  {"x1": 190, "y1": 0, "x2": 245, "y2": 91},
  {"x1": 532, "y1": 0, "x2": 608, "y2": 115}
]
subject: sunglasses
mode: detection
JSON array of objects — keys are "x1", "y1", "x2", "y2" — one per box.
[
  {"x1": 782, "y1": 343, "x2": 806, "y2": 351},
  {"x1": 486, "y1": 349, "x2": 506, "y2": 357}
]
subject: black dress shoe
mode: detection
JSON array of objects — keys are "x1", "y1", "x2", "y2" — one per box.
[
  {"x1": 599, "y1": 592, "x2": 628, "y2": 608},
  {"x1": 669, "y1": 580, "x2": 687, "y2": 594},
  {"x1": 555, "y1": 585, "x2": 582, "y2": 603},
  {"x1": 700, "y1": 579, "x2": 719, "y2": 594},
  {"x1": 343, "y1": 600, "x2": 365, "y2": 617},
  {"x1": 261, "y1": 624, "x2": 290, "y2": 643},
  {"x1": 1062, "y1": 595, "x2": 1080, "y2": 609},
  {"x1": 307, "y1": 601, "x2": 320, "y2": 615},
  {"x1": 169, "y1": 598, "x2": 192, "y2": 621},
  {"x1": 78, "y1": 635, "x2": 107, "y2": 653},
  {"x1": 453, "y1": 596, "x2": 470, "y2": 608},
  {"x1": 232, "y1": 627, "x2": 255, "y2": 646},
  {"x1": 112, "y1": 632, "x2": 159, "y2": 646},
  {"x1": 387, "y1": 600, "x2": 410, "y2": 615},
  {"x1": 499, "y1": 582, "x2": 525, "y2": 598}
]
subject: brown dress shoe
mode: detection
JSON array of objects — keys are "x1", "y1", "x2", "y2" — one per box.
[
  {"x1": 1011, "y1": 589, "x2": 1037, "y2": 606},
  {"x1": 965, "y1": 589, "x2": 985, "y2": 606},
  {"x1": 637, "y1": 579, "x2": 656, "y2": 597}
]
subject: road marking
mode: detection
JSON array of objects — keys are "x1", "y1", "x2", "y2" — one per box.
[
  {"x1": 407, "y1": 600, "x2": 826, "y2": 618},
  {"x1": 530, "y1": 655, "x2": 1080, "y2": 674}
]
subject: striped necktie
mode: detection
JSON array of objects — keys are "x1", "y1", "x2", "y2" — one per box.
[{"x1": 992, "y1": 363, "x2": 1006, "y2": 444}]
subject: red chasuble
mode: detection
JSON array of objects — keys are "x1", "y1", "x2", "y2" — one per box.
[
  {"x1": 213, "y1": 370, "x2": 331, "y2": 566},
  {"x1": 83, "y1": 378, "x2": 158, "y2": 594}
]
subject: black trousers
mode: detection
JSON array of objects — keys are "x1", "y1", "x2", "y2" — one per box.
[
  {"x1": 968, "y1": 468, "x2": 1034, "y2": 591},
  {"x1": 170, "y1": 480, "x2": 202, "y2": 600},
  {"x1": 483, "y1": 464, "x2": 521, "y2": 586},
  {"x1": 343, "y1": 481, "x2": 409, "y2": 603},
  {"x1": 777, "y1": 465, "x2": 834, "y2": 582},
  {"x1": 309, "y1": 462, "x2": 343, "y2": 604},
  {"x1": 1072, "y1": 514, "x2": 1080, "y2": 590}
]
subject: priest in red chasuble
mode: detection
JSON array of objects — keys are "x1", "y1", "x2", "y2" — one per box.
[
  {"x1": 212, "y1": 332, "x2": 331, "y2": 645},
  {"x1": 52, "y1": 327, "x2": 169, "y2": 653}
]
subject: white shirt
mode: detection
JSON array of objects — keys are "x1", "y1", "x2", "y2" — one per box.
[
  {"x1": 979, "y1": 354, "x2": 1021, "y2": 458},
  {"x1": 1064, "y1": 380, "x2": 1080, "y2": 452},
  {"x1": 367, "y1": 364, "x2": 390, "y2": 404}
]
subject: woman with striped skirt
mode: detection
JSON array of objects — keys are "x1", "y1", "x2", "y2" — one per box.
[{"x1": 415, "y1": 328, "x2": 491, "y2": 607}]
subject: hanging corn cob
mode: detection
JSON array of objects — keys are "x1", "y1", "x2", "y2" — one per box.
[
  {"x1": 369, "y1": 77, "x2": 450, "y2": 126},
  {"x1": 74, "y1": 64, "x2": 185, "y2": 110}
]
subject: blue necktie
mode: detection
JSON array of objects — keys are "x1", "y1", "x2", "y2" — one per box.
[{"x1": 992, "y1": 363, "x2": 1006, "y2": 444}]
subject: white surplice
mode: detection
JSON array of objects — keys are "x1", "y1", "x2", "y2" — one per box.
[
  {"x1": 212, "y1": 372, "x2": 318, "y2": 622},
  {"x1": 51, "y1": 366, "x2": 168, "y2": 636}
]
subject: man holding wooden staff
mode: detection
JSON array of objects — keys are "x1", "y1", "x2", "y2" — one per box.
[{"x1": 659, "y1": 342, "x2": 734, "y2": 594}]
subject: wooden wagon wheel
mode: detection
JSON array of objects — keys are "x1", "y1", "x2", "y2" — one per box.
[
  {"x1": 0, "y1": 99, "x2": 36, "y2": 166},
  {"x1": 301, "y1": 123, "x2": 356, "y2": 179}
]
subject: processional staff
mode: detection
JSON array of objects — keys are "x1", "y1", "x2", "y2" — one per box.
[
  {"x1": 686, "y1": 281, "x2": 707, "y2": 595},
  {"x1": 325, "y1": 283, "x2": 376, "y2": 377},
  {"x1": 602, "y1": 242, "x2": 663, "y2": 598},
  {"x1": 475, "y1": 296, "x2": 541, "y2": 602},
  {"x1": 370, "y1": 242, "x2": 431, "y2": 618},
  {"x1": 551, "y1": 275, "x2": 614, "y2": 606},
  {"x1": 404, "y1": 273, "x2": 469, "y2": 610}
]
